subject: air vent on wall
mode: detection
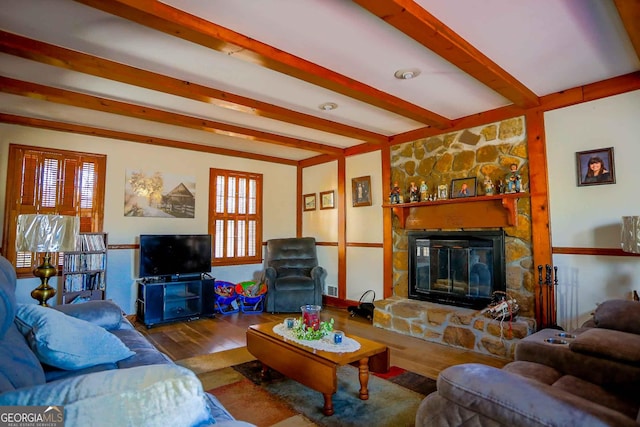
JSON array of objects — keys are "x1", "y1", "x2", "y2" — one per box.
[{"x1": 325, "y1": 284, "x2": 338, "y2": 297}]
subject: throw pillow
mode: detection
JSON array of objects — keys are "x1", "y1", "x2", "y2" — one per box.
[
  {"x1": 53, "y1": 300, "x2": 123, "y2": 331},
  {"x1": 14, "y1": 304, "x2": 134, "y2": 370},
  {"x1": 569, "y1": 328, "x2": 640, "y2": 365},
  {"x1": 593, "y1": 299, "x2": 640, "y2": 335}
]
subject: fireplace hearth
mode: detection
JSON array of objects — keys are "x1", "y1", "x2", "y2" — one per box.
[{"x1": 408, "y1": 230, "x2": 506, "y2": 310}]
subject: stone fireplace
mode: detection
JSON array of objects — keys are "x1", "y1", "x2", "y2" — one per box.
[{"x1": 373, "y1": 117, "x2": 536, "y2": 358}]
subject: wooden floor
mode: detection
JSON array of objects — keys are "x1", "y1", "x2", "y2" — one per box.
[{"x1": 133, "y1": 306, "x2": 508, "y2": 380}]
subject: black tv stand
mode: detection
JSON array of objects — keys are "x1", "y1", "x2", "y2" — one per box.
[
  {"x1": 140, "y1": 273, "x2": 207, "y2": 284},
  {"x1": 136, "y1": 277, "x2": 215, "y2": 328}
]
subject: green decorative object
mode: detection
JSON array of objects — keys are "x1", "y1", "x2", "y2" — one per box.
[{"x1": 292, "y1": 317, "x2": 334, "y2": 340}]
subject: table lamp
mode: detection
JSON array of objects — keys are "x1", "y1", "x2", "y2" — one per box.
[
  {"x1": 621, "y1": 216, "x2": 640, "y2": 254},
  {"x1": 15, "y1": 214, "x2": 79, "y2": 306},
  {"x1": 621, "y1": 216, "x2": 640, "y2": 301}
]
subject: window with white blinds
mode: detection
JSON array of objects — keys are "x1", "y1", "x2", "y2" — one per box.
[
  {"x1": 2, "y1": 145, "x2": 106, "y2": 275},
  {"x1": 209, "y1": 169, "x2": 262, "y2": 266},
  {"x1": 80, "y1": 162, "x2": 96, "y2": 209}
]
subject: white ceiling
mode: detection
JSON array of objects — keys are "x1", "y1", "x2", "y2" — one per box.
[{"x1": 0, "y1": 0, "x2": 638, "y2": 162}]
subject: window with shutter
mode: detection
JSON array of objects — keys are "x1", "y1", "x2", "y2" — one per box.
[
  {"x1": 209, "y1": 169, "x2": 262, "y2": 266},
  {"x1": 2, "y1": 145, "x2": 106, "y2": 276}
]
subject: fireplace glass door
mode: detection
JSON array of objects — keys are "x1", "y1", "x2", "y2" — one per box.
[{"x1": 415, "y1": 240, "x2": 494, "y2": 298}]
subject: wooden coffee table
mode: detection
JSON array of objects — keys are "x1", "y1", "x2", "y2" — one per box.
[{"x1": 246, "y1": 321, "x2": 389, "y2": 416}]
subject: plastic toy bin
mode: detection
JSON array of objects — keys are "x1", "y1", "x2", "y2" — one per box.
[
  {"x1": 235, "y1": 281, "x2": 267, "y2": 313},
  {"x1": 214, "y1": 281, "x2": 239, "y2": 314}
]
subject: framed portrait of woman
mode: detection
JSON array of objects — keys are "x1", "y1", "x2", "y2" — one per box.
[{"x1": 576, "y1": 147, "x2": 616, "y2": 187}]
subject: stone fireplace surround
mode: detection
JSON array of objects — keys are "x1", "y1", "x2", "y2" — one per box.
[{"x1": 374, "y1": 117, "x2": 536, "y2": 358}]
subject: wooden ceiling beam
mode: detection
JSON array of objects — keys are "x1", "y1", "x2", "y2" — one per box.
[
  {"x1": 355, "y1": 0, "x2": 540, "y2": 109},
  {"x1": 614, "y1": 0, "x2": 640, "y2": 61},
  {"x1": 73, "y1": 0, "x2": 451, "y2": 129},
  {"x1": 0, "y1": 31, "x2": 386, "y2": 145},
  {"x1": 0, "y1": 113, "x2": 298, "y2": 165},
  {"x1": 298, "y1": 154, "x2": 338, "y2": 168},
  {"x1": 0, "y1": 76, "x2": 343, "y2": 156},
  {"x1": 388, "y1": 71, "x2": 640, "y2": 145}
]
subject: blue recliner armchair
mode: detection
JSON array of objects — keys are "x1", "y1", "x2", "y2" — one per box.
[{"x1": 263, "y1": 237, "x2": 326, "y2": 313}]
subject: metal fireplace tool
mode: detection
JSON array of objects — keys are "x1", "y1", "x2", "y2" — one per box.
[{"x1": 537, "y1": 264, "x2": 563, "y2": 330}]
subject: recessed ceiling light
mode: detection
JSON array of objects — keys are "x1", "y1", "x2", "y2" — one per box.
[
  {"x1": 319, "y1": 102, "x2": 338, "y2": 111},
  {"x1": 394, "y1": 68, "x2": 421, "y2": 80}
]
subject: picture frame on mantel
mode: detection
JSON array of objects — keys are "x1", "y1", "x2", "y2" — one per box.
[
  {"x1": 451, "y1": 177, "x2": 477, "y2": 199},
  {"x1": 320, "y1": 190, "x2": 335, "y2": 209},
  {"x1": 576, "y1": 147, "x2": 616, "y2": 187},
  {"x1": 303, "y1": 193, "x2": 316, "y2": 211},
  {"x1": 351, "y1": 176, "x2": 372, "y2": 207}
]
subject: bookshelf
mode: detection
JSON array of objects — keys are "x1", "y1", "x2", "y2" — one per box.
[{"x1": 61, "y1": 232, "x2": 107, "y2": 304}]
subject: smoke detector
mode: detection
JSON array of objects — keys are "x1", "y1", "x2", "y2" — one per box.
[{"x1": 394, "y1": 68, "x2": 421, "y2": 80}]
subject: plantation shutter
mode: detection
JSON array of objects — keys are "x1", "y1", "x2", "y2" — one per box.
[
  {"x1": 209, "y1": 169, "x2": 262, "y2": 266},
  {"x1": 2, "y1": 145, "x2": 106, "y2": 275}
]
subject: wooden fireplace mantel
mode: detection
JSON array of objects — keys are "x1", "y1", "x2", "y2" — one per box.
[{"x1": 383, "y1": 193, "x2": 527, "y2": 229}]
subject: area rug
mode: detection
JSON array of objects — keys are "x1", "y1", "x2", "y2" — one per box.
[
  {"x1": 177, "y1": 347, "x2": 257, "y2": 389},
  {"x1": 191, "y1": 348, "x2": 436, "y2": 427}
]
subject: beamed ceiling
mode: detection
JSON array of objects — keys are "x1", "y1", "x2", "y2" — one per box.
[{"x1": 1, "y1": 0, "x2": 639, "y2": 165}]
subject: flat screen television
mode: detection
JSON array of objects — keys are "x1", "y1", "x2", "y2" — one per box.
[{"x1": 139, "y1": 234, "x2": 212, "y2": 279}]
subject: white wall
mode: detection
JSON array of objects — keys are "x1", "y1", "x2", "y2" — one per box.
[
  {"x1": 545, "y1": 90, "x2": 640, "y2": 329},
  {"x1": 301, "y1": 152, "x2": 385, "y2": 302},
  {"x1": 345, "y1": 247, "x2": 383, "y2": 301},
  {"x1": 346, "y1": 152, "x2": 383, "y2": 243},
  {"x1": 0, "y1": 124, "x2": 297, "y2": 313},
  {"x1": 302, "y1": 161, "x2": 339, "y2": 290},
  {"x1": 302, "y1": 161, "x2": 339, "y2": 242},
  {"x1": 345, "y1": 152, "x2": 383, "y2": 301}
]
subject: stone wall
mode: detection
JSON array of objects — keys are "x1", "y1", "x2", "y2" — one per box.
[
  {"x1": 376, "y1": 116, "x2": 537, "y2": 357},
  {"x1": 373, "y1": 297, "x2": 535, "y2": 358}
]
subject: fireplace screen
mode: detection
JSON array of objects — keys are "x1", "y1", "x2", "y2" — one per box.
[
  {"x1": 415, "y1": 240, "x2": 493, "y2": 296},
  {"x1": 409, "y1": 231, "x2": 505, "y2": 309}
]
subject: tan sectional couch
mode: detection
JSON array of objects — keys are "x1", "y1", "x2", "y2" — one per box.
[{"x1": 416, "y1": 299, "x2": 640, "y2": 426}]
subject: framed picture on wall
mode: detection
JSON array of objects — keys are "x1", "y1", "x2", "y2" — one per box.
[
  {"x1": 320, "y1": 190, "x2": 335, "y2": 209},
  {"x1": 576, "y1": 147, "x2": 616, "y2": 187},
  {"x1": 351, "y1": 176, "x2": 372, "y2": 207},
  {"x1": 451, "y1": 177, "x2": 477, "y2": 199},
  {"x1": 303, "y1": 193, "x2": 316, "y2": 211},
  {"x1": 124, "y1": 169, "x2": 196, "y2": 218}
]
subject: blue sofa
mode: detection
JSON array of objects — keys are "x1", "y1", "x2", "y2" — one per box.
[{"x1": 0, "y1": 255, "x2": 252, "y2": 427}]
